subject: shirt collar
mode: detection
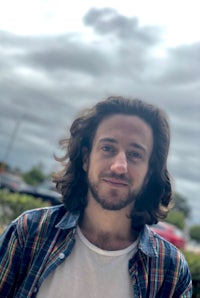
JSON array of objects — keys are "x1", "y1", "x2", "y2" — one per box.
[
  {"x1": 56, "y1": 210, "x2": 158, "y2": 258},
  {"x1": 138, "y1": 225, "x2": 158, "y2": 258},
  {"x1": 56, "y1": 210, "x2": 80, "y2": 230}
]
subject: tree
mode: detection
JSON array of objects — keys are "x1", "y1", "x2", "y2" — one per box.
[
  {"x1": 165, "y1": 210, "x2": 185, "y2": 230},
  {"x1": 165, "y1": 192, "x2": 191, "y2": 230},
  {"x1": 0, "y1": 190, "x2": 49, "y2": 228},
  {"x1": 189, "y1": 225, "x2": 200, "y2": 243},
  {"x1": 172, "y1": 193, "x2": 191, "y2": 218},
  {"x1": 23, "y1": 163, "x2": 46, "y2": 185}
]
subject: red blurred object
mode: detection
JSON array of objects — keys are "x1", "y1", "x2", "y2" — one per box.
[{"x1": 150, "y1": 221, "x2": 187, "y2": 249}]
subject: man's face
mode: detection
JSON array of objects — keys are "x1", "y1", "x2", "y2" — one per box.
[{"x1": 83, "y1": 114, "x2": 153, "y2": 212}]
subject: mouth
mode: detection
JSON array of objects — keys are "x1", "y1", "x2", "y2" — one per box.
[{"x1": 102, "y1": 178, "x2": 128, "y2": 187}]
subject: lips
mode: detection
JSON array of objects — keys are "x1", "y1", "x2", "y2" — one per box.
[{"x1": 103, "y1": 178, "x2": 128, "y2": 187}]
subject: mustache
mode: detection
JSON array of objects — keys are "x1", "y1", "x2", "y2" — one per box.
[{"x1": 100, "y1": 173, "x2": 130, "y2": 183}]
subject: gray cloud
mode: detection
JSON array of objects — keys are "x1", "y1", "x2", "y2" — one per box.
[
  {"x1": 0, "y1": 8, "x2": 199, "y2": 224},
  {"x1": 152, "y1": 42, "x2": 200, "y2": 85},
  {"x1": 83, "y1": 8, "x2": 164, "y2": 45},
  {"x1": 22, "y1": 39, "x2": 111, "y2": 76}
]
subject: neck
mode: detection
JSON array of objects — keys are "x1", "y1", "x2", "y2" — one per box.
[{"x1": 79, "y1": 200, "x2": 138, "y2": 250}]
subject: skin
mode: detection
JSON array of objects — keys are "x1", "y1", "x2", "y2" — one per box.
[{"x1": 80, "y1": 114, "x2": 153, "y2": 250}]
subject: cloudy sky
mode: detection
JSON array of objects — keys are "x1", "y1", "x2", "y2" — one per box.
[{"x1": 0, "y1": 0, "x2": 199, "y2": 224}]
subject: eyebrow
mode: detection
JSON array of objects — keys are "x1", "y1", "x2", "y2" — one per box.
[
  {"x1": 99, "y1": 137, "x2": 117, "y2": 144},
  {"x1": 98, "y1": 137, "x2": 147, "y2": 153}
]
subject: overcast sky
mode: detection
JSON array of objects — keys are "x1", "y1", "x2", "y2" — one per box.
[{"x1": 0, "y1": 0, "x2": 199, "y2": 224}]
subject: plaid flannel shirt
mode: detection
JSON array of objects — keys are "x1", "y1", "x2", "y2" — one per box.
[{"x1": 0, "y1": 204, "x2": 192, "y2": 297}]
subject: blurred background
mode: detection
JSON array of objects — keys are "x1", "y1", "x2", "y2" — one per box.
[{"x1": 0, "y1": 0, "x2": 199, "y2": 225}]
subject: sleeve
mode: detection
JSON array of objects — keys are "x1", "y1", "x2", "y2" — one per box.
[
  {"x1": 174, "y1": 252, "x2": 193, "y2": 298},
  {"x1": 0, "y1": 221, "x2": 24, "y2": 297}
]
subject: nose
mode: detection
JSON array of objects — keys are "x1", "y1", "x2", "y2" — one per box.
[{"x1": 110, "y1": 152, "x2": 128, "y2": 174}]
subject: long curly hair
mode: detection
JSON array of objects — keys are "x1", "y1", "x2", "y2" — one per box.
[{"x1": 53, "y1": 96, "x2": 172, "y2": 230}]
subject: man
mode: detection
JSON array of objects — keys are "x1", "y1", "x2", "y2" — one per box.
[{"x1": 0, "y1": 96, "x2": 192, "y2": 297}]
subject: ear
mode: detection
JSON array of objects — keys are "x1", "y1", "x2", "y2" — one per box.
[
  {"x1": 144, "y1": 169, "x2": 152, "y2": 187},
  {"x1": 82, "y1": 147, "x2": 89, "y2": 172}
]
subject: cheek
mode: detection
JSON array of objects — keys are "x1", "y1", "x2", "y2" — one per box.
[{"x1": 131, "y1": 166, "x2": 149, "y2": 181}]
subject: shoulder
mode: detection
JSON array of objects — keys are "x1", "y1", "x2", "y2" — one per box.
[
  {"x1": 139, "y1": 226, "x2": 192, "y2": 295},
  {"x1": 17, "y1": 204, "x2": 67, "y2": 224},
  {"x1": 17, "y1": 204, "x2": 66, "y2": 231},
  {"x1": 1, "y1": 204, "x2": 67, "y2": 245},
  {"x1": 140, "y1": 225, "x2": 189, "y2": 268}
]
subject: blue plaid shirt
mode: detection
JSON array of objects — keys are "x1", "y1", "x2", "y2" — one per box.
[{"x1": 0, "y1": 204, "x2": 192, "y2": 297}]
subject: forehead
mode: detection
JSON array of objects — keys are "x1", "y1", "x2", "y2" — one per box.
[{"x1": 93, "y1": 114, "x2": 153, "y2": 149}]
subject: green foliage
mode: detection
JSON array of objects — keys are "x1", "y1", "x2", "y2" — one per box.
[
  {"x1": 165, "y1": 210, "x2": 185, "y2": 230},
  {"x1": 23, "y1": 163, "x2": 46, "y2": 185},
  {"x1": 183, "y1": 250, "x2": 200, "y2": 277},
  {"x1": 183, "y1": 250, "x2": 200, "y2": 296},
  {"x1": 189, "y1": 225, "x2": 200, "y2": 242},
  {"x1": 164, "y1": 192, "x2": 191, "y2": 231},
  {"x1": 0, "y1": 190, "x2": 49, "y2": 227},
  {"x1": 173, "y1": 192, "x2": 191, "y2": 218}
]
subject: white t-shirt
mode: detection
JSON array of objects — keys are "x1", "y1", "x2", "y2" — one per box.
[{"x1": 37, "y1": 226, "x2": 138, "y2": 298}]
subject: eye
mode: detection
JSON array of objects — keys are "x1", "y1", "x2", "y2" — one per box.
[
  {"x1": 101, "y1": 145, "x2": 115, "y2": 153},
  {"x1": 127, "y1": 151, "x2": 142, "y2": 161}
]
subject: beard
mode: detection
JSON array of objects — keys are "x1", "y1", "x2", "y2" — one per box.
[{"x1": 88, "y1": 174, "x2": 143, "y2": 211}]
